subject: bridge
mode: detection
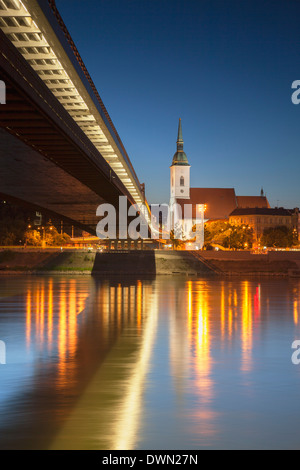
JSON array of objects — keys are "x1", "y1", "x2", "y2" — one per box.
[{"x1": 0, "y1": 0, "x2": 151, "y2": 235}]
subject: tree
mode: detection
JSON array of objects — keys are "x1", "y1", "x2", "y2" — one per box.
[
  {"x1": 204, "y1": 221, "x2": 253, "y2": 250},
  {"x1": 169, "y1": 227, "x2": 186, "y2": 250},
  {"x1": 262, "y1": 226, "x2": 294, "y2": 248},
  {"x1": 203, "y1": 221, "x2": 229, "y2": 246},
  {"x1": 0, "y1": 204, "x2": 27, "y2": 246},
  {"x1": 223, "y1": 225, "x2": 254, "y2": 250},
  {"x1": 0, "y1": 201, "x2": 72, "y2": 247},
  {"x1": 25, "y1": 223, "x2": 70, "y2": 247},
  {"x1": 25, "y1": 229, "x2": 42, "y2": 246}
]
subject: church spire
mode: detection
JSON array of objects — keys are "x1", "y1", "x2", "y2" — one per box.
[
  {"x1": 172, "y1": 118, "x2": 190, "y2": 166},
  {"x1": 177, "y1": 118, "x2": 183, "y2": 149}
]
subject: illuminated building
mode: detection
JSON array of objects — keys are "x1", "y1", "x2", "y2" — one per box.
[
  {"x1": 169, "y1": 119, "x2": 270, "y2": 246},
  {"x1": 229, "y1": 207, "x2": 295, "y2": 240}
]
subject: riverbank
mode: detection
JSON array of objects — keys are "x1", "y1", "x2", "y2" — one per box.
[
  {"x1": 201, "y1": 250, "x2": 300, "y2": 277},
  {"x1": 0, "y1": 250, "x2": 212, "y2": 276},
  {"x1": 0, "y1": 249, "x2": 300, "y2": 276}
]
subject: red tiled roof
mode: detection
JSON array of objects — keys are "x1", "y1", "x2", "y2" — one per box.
[
  {"x1": 177, "y1": 188, "x2": 237, "y2": 220},
  {"x1": 236, "y1": 196, "x2": 270, "y2": 209}
]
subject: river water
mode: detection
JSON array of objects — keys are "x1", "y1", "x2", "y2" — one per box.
[{"x1": 0, "y1": 275, "x2": 299, "y2": 450}]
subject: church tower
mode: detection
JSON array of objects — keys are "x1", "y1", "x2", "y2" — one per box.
[{"x1": 170, "y1": 118, "x2": 191, "y2": 205}]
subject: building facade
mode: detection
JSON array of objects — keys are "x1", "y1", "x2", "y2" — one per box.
[{"x1": 229, "y1": 207, "x2": 294, "y2": 240}]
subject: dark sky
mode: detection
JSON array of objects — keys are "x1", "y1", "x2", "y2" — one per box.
[{"x1": 56, "y1": 0, "x2": 300, "y2": 207}]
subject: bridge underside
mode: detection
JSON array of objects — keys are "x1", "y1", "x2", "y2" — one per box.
[
  {"x1": 0, "y1": 128, "x2": 104, "y2": 233},
  {"x1": 0, "y1": 29, "x2": 135, "y2": 234}
]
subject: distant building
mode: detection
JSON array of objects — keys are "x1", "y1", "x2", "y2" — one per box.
[
  {"x1": 229, "y1": 207, "x2": 293, "y2": 240},
  {"x1": 290, "y1": 207, "x2": 300, "y2": 241},
  {"x1": 236, "y1": 191, "x2": 270, "y2": 209},
  {"x1": 169, "y1": 119, "x2": 271, "y2": 246}
]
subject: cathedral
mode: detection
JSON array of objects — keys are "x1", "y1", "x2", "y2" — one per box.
[{"x1": 169, "y1": 119, "x2": 270, "y2": 245}]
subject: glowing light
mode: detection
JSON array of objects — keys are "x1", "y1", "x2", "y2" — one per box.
[
  {"x1": 294, "y1": 299, "x2": 298, "y2": 325},
  {"x1": 68, "y1": 280, "x2": 78, "y2": 358},
  {"x1": 254, "y1": 285, "x2": 261, "y2": 320},
  {"x1": 136, "y1": 281, "x2": 142, "y2": 331},
  {"x1": 48, "y1": 279, "x2": 53, "y2": 350},
  {"x1": 221, "y1": 283, "x2": 225, "y2": 338},
  {"x1": 241, "y1": 281, "x2": 253, "y2": 372},
  {"x1": 40, "y1": 283, "x2": 45, "y2": 344},
  {"x1": 58, "y1": 283, "x2": 67, "y2": 387},
  {"x1": 26, "y1": 290, "x2": 31, "y2": 348}
]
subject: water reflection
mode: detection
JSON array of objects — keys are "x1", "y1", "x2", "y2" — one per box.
[
  {"x1": 50, "y1": 278, "x2": 157, "y2": 450},
  {"x1": 294, "y1": 287, "x2": 299, "y2": 326},
  {"x1": 0, "y1": 276, "x2": 300, "y2": 449}
]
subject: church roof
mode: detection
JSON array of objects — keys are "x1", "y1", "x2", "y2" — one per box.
[
  {"x1": 230, "y1": 207, "x2": 291, "y2": 217},
  {"x1": 236, "y1": 196, "x2": 270, "y2": 209},
  {"x1": 172, "y1": 119, "x2": 190, "y2": 166},
  {"x1": 177, "y1": 188, "x2": 237, "y2": 220}
]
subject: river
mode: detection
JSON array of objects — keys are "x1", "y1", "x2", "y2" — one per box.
[{"x1": 0, "y1": 275, "x2": 299, "y2": 450}]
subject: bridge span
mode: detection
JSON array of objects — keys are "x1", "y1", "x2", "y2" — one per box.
[{"x1": 0, "y1": 0, "x2": 150, "y2": 234}]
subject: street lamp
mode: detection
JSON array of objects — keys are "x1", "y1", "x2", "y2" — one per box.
[{"x1": 41, "y1": 226, "x2": 46, "y2": 248}]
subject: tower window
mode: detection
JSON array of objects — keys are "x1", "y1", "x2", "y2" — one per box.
[{"x1": 180, "y1": 176, "x2": 184, "y2": 187}]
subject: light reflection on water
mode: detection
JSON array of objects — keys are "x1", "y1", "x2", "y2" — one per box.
[{"x1": 0, "y1": 276, "x2": 300, "y2": 449}]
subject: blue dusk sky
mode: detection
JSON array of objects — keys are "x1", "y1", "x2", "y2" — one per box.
[{"x1": 56, "y1": 0, "x2": 300, "y2": 208}]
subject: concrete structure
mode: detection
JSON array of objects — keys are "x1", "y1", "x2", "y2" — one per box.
[{"x1": 0, "y1": 0, "x2": 150, "y2": 234}]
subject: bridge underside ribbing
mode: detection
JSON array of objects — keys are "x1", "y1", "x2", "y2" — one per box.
[
  {"x1": 0, "y1": 29, "x2": 134, "y2": 233},
  {"x1": 0, "y1": 128, "x2": 103, "y2": 232}
]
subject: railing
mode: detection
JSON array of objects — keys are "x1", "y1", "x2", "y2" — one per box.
[
  {"x1": 45, "y1": 0, "x2": 143, "y2": 193},
  {"x1": 189, "y1": 251, "x2": 224, "y2": 274}
]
